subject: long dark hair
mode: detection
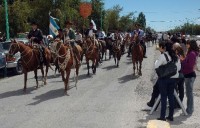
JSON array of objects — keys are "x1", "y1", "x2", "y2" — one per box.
[
  {"x1": 187, "y1": 40, "x2": 199, "y2": 54},
  {"x1": 159, "y1": 41, "x2": 178, "y2": 62}
]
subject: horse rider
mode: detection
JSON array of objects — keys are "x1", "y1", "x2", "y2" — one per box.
[
  {"x1": 75, "y1": 30, "x2": 83, "y2": 46},
  {"x1": 128, "y1": 23, "x2": 147, "y2": 58},
  {"x1": 63, "y1": 20, "x2": 80, "y2": 66},
  {"x1": 27, "y1": 21, "x2": 46, "y2": 65},
  {"x1": 85, "y1": 22, "x2": 98, "y2": 46},
  {"x1": 97, "y1": 29, "x2": 106, "y2": 41},
  {"x1": 55, "y1": 28, "x2": 64, "y2": 43}
]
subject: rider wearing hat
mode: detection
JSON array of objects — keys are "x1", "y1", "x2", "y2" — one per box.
[
  {"x1": 63, "y1": 20, "x2": 80, "y2": 66},
  {"x1": 128, "y1": 23, "x2": 147, "y2": 58},
  {"x1": 27, "y1": 21, "x2": 46, "y2": 64},
  {"x1": 85, "y1": 22, "x2": 97, "y2": 38}
]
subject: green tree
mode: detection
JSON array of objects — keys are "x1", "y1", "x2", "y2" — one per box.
[{"x1": 136, "y1": 12, "x2": 146, "y2": 29}]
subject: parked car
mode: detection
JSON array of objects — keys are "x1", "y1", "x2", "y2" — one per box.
[
  {"x1": 0, "y1": 38, "x2": 29, "y2": 75},
  {"x1": 0, "y1": 44, "x2": 6, "y2": 76},
  {"x1": 196, "y1": 35, "x2": 200, "y2": 40}
]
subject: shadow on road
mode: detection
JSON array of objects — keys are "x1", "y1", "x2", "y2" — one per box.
[
  {"x1": 28, "y1": 85, "x2": 77, "y2": 105},
  {"x1": 102, "y1": 65, "x2": 118, "y2": 70},
  {"x1": 0, "y1": 86, "x2": 36, "y2": 99},
  {"x1": 118, "y1": 74, "x2": 139, "y2": 83}
]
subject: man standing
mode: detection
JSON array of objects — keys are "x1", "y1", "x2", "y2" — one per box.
[{"x1": 27, "y1": 21, "x2": 45, "y2": 64}]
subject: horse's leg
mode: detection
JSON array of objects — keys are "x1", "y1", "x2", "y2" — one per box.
[
  {"x1": 40, "y1": 65, "x2": 45, "y2": 85},
  {"x1": 75, "y1": 64, "x2": 79, "y2": 89},
  {"x1": 44, "y1": 64, "x2": 48, "y2": 85},
  {"x1": 139, "y1": 61, "x2": 142, "y2": 76},
  {"x1": 64, "y1": 69, "x2": 71, "y2": 95},
  {"x1": 117, "y1": 52, "x2": 120, "y2": 67},
  {"x1": 23, "y1": 72, "x2": 27, "y2": 92},
  {"x1": 93, "y1": 60, "x2": 96, "y2": 74},
  {"x1": 87, "y1": 60, "x2": 90, "y2": 76},
  {"x1": 34, "y1": 69, "x2": 39, "y2": 88},
  {"x1": 133, "y1": 59, "x2": 136, "y2": 76}
]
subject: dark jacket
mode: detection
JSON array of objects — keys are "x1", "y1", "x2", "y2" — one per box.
[{"x1": 28, "y1": 29, "x2": 43, "y2": 43}]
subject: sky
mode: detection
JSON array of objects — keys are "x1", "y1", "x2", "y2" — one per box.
[{"x1": 104, "y1": 0, "x2": 200, "y2": 31}]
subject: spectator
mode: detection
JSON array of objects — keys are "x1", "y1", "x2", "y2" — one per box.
[
  {"x1": 180, "y1": 40, "x2": 199, "y2": 115},
  {"x1": 155, "y1": 42, "x2": 181, "y2": 121}
]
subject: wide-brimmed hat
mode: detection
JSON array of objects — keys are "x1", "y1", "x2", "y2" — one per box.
[
  {"x1": 65, "y1": 21, "x2": 73, "y2": 25},
  {"x1": 135, "y1": 23, "x2": 141, "y2": 27},
  {"x1": 31, "y1": 21, "x2": 38, "y2": 25}
]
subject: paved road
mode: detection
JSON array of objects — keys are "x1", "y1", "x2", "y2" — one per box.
[{"x1": 0, "y1": 43, "x2": 200, "y2": 128}]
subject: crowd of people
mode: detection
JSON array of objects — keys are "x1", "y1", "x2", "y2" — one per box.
[{"x1": 145, "y1": 33, "x2": 199, "y2": 122}]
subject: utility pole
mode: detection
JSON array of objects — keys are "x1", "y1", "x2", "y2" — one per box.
[{"x1": 4, "y1": 0, "x2": 10, "y2": 40}]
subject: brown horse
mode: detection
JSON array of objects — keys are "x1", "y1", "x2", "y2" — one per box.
[
  {"x1": 52, "y1": 40, "x2": 82, "y2": 95},
  {"x1": 84, "y1": 38, "x2": 99, "y2": 75},
  {"x1": 131, "y1": 33, "x2": 144, "y2": 76},
  {"x1": 112, "y1": 40, "x2": 121, "y2": 67},
  {"x1": 8, "y1": 40, "x2": 52, "y2": 91}
]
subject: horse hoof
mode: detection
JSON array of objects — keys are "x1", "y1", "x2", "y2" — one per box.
[
  {"x1": 44, "y1": 82, "x2": 47, "y2": 85},
  {"x1": 64, "y1": 91, "x2": 69, "y2": 96}
]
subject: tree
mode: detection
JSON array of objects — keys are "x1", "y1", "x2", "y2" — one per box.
[
  {"x1": 118, "y1": 12, "x2": 134, "y2": 32},
  {"x1": 136, "y1": 12, "x2": 146, "y2": 29},
  {"x1": 104, "y1": 5, "x2": 122, "y2": 32}
]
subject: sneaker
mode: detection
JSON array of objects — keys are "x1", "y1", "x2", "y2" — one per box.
[
  {"x1": 147, "y1": 101, "x2": 154, "y2": 107},
  {"x1": 166, "y1": 117, "x2": 173, "y2": 121},
  {"x1": 157, "y1": 118, "x2": 166, "y2": 121}
]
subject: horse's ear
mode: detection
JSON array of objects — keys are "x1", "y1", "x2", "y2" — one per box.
[{"x1": 14, "y1": 39, "x2": 17, "y2": 43}]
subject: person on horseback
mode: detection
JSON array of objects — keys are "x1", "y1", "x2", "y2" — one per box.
[
  {"x1": 55, "y1": 28, "x2": 64, "y2": 43},
  {"x1": 128, "y1": 23, "x2": 147, "y2": 58},
  {"x1": 27, "y1": 21, "x2": 46, "y2": 65},
  {"x1": 63, "y1": 20, "x2": 80, "y2": 66}
]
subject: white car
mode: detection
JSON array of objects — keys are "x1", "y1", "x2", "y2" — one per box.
[{"x1": 196, "y1": 35, "x2": 200, "y2": 40}]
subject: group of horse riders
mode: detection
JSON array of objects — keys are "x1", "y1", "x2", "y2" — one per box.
[{"x1": 27, "y1": 20, "x2": 149, "y2": 69}]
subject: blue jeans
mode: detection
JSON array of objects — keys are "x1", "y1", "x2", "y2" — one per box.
[
  {"x1": 185, "y1": 77, "x2": 196, "y2": 114},
  {"x1": 158, "y1": 78, "x2": 176, "y2": 119}
]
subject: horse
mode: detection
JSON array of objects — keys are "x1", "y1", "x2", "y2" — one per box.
[
  {"x1": 8, "y1": 40, "x2": 52, "y2": 91},
  {"x1": 98, "y1": 39, "x2": 107, "y2": 61},
  {"x1": 52, "y1": 40, "x2": 82, "y2": 95},
  {"x1": 112, "y1": 40, "x2": 121, "y2": 67},
  {"x1": 84, "y1": 38, "x2": 99, "y2": 75},
  {"x1": 131, "y1": 33, "x2": 144, "y2": 76}
]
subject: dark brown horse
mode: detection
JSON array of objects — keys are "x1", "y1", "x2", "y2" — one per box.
[
  {"x1": 8, "y1": 40, "x2": 52, "y2": 91},
  {"x1": 131, "y1": 33, "x2": 143, "y2": 76},
  {"x1": 84, "y1": 38, "x2": 99, "y2": 75},
  {"x1": 112, "y1": 40, "x2": 121, "y2": 67},
  {"x1": 52, "y1": 40, "x2": 82, "y2": 95}
]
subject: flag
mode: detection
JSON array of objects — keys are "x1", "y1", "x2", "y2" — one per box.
[
  {"x1": 49, "y1": 16, "x2": 60, "y2": 37},
  {"x1": 91, "y1": 19, "x2": 97, "y2": 30}
]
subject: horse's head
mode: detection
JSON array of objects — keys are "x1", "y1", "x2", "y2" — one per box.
[
  {"x1": 9, "y1": 40, "x2": 20, "y2": 56},
  {"x1": 133, "y1": 33, "x2": 140, "y2": 45}
]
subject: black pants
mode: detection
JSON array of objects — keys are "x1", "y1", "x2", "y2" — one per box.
[
  {"x1": 148, "y1": 81, "x2": 160, "y2": 107},
  {"x1": 140, "y1": 41, "x2": 146, "y2": 56},
  {"x1": 175, "y1": 78, "x2": 184, "y2": 107}
]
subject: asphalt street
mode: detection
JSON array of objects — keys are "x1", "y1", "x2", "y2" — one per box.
[{"x1": 0, "y1": 43, "x2": 200, "y2": 128}]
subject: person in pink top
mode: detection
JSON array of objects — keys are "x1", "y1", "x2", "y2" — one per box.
[{"x1": 181, "y1": 40, "x2": 199, "y2": 115}]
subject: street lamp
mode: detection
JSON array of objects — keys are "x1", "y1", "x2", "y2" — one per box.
[{"x1": 4, "y1": 0, "x2": 10, "y2": 40}]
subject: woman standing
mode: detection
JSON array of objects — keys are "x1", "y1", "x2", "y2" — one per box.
[
  {"x1": 155, "y1": 42, "x2": 181, "y2": 121},
  {"x1": 181, "y1": 40, "x2": 199, "y2": 115}
]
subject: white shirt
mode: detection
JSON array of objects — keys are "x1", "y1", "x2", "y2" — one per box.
[
  {"x1": 89, "y1": 30, "x2": 94, "y2": 37},
  {"x1": 75, "y1": 33, "x2": 82, "y2": 41},
  {"x1": 155, "y1": 52, "x2": 181, "y2": 78}
]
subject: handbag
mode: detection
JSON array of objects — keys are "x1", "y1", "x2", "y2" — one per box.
[{"x1": 155, "y1": 53, "x2": 177, "y2": 78}]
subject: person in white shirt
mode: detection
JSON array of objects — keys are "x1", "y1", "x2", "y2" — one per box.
[{"x1": 155, "y1": 41, "x2": 181, "y2": 121}]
